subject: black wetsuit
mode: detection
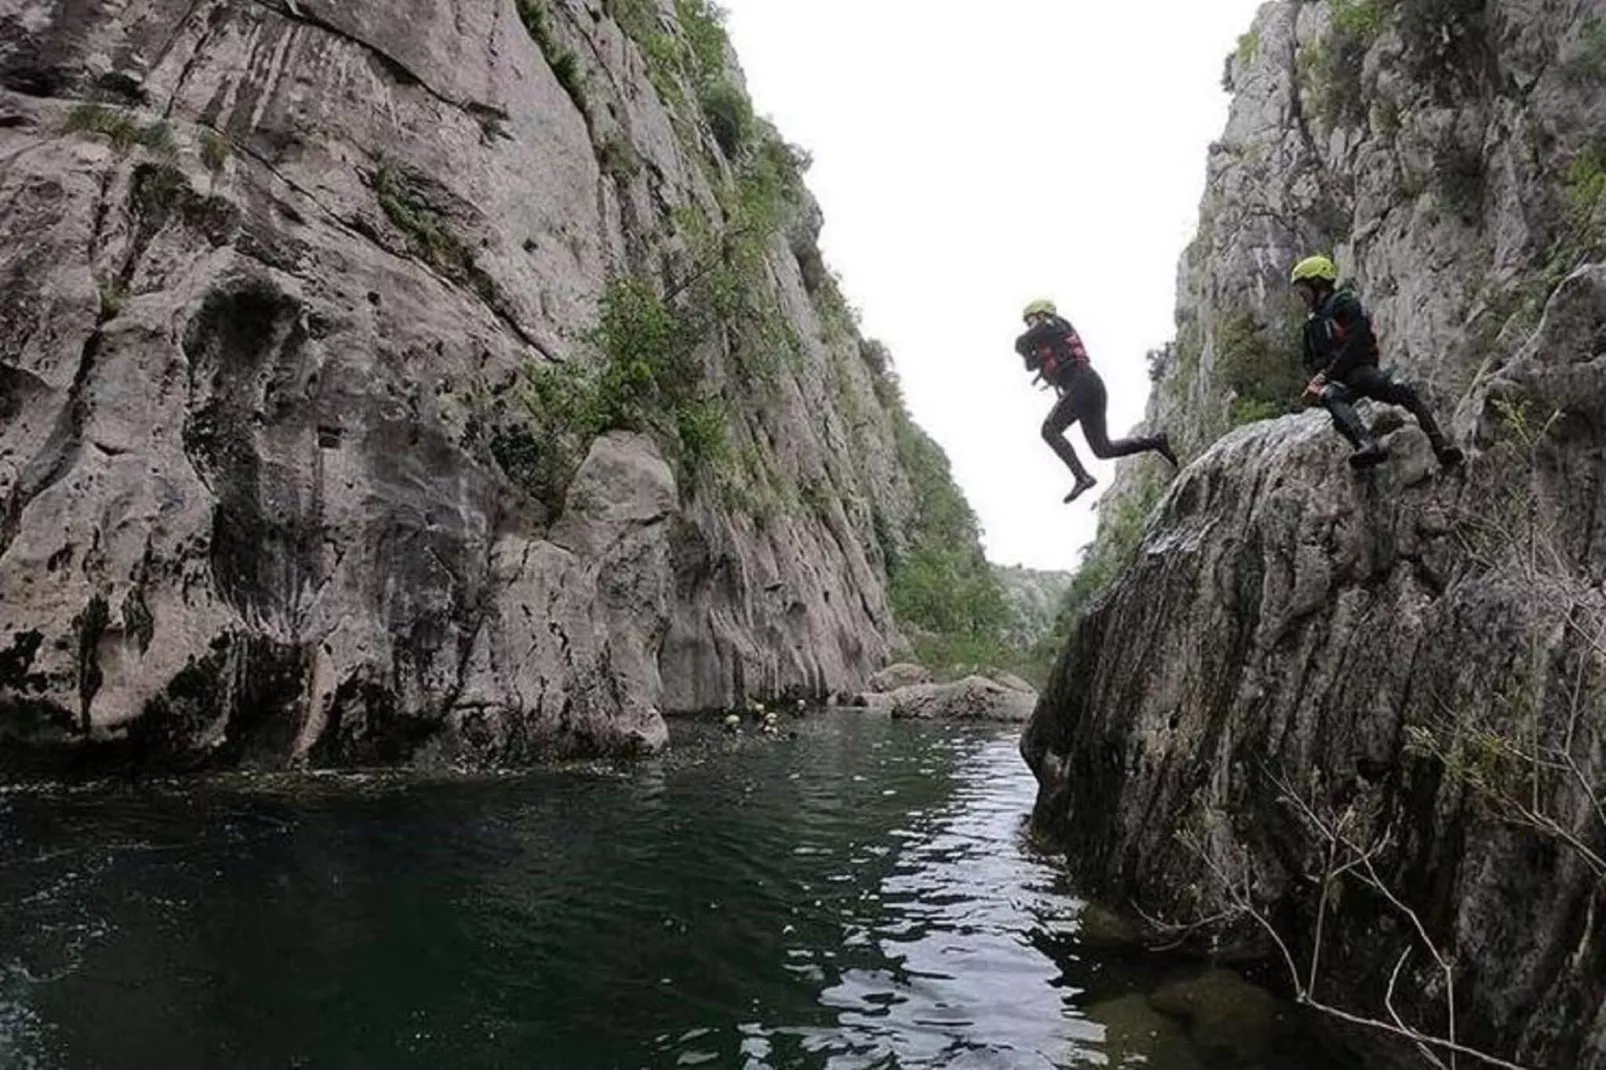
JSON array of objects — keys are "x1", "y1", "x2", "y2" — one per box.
[
  {"x1": 1302, "y1": 288, "x2": 1456, "y2": 461},
  {"x1": 1015, "y1": 315, "x2": 1169, "y2": 484}
]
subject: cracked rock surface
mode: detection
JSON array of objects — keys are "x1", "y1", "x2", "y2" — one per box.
[
  {"x1": 1024, "y1": 1, "x2": 1606, "y2": 1065},
  {"x1": 0, "y1": 0, "x2": 916, "y2": 770}
]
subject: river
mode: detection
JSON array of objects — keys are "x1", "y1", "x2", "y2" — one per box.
[{"x1": 0, "y1": 710, "x2": 1350, "y2": 1069}]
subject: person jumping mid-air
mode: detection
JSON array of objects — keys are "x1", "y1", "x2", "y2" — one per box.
[
  {"x1": 1289, "y1": 255, "x2": 1464, "y2": 470},
  {"x1": 1015, "y1": 299, "x2": 1178, "y2": 503}
]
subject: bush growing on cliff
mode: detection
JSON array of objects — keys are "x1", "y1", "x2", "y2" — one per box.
[
  {"x1": 1299, "y1": 0, "x2": 1385, "y2": 127},
  {"x1": 699, "y1": 80, "x2": 752, "y2": 157},
  {"x1": 511, "y1": 276, "x2": 729, "y2": 503},
  {"x1": 372, "y1": 166, "x2": 473, "y2": 277},
  {"x1": 1214, "y1": 311, "x2": 1304, "y2": 426},
  {"x1": 1394, "y1": 0, "x2": 1489, "y2": 90},
  {"x1": 199, "y1": 129, "x2": 230, "y2": 173},
  {"x1": 64, "y1": 103, "x2": 174, "y2": 155},
  {"x1": 1566, "y1": 142, "x2": 1606, "y2": 226},
  {"x1": 516, "y1": 0, "x2": 587, "y2": 115},
  {"x1": 506, "y1": 117, "x2": 809, "y2": 507},
  {"x1": 1567, "y1": 18, "x2": 1606, "y2": 80}
]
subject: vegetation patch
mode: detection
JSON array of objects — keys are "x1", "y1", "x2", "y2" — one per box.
[
  {"x1": 1214, "y1": 310, "x2": 1306, "y2": 427},
  {"x1": 1298, "y1": 0, "x2": 1386, "y2": 128},
  {"x1": 199, "y1": 129, "x2": 231, "y2": 173},
  {"x1": 1566, "y1": 17, "x2": 1606, "y2": 81},
  {"x1": 1565, "y1": 141, "x2": 1606, "y2": 227},
  {"x1": 886, "y1": 412, "x2": 1014, "y2": 673},
  {"x1": 1393, "y1": 0, "x2": 1489, "y2": 93},
  {"x1": 516, "y1": 0, "x2": 587, "y2": 117},
  {"x1": 64, "y1": 103, "x2": 174, "y2": 155}
]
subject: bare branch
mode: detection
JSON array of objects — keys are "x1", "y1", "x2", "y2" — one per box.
[
  {"x1": 1386, "y1": 947, "x2": 1448, "y2": 1070},
  {"x1": 1302, "y1": 997, "x2": 1530, "y2": 1070}
]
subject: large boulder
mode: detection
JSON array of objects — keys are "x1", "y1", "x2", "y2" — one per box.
[
  {"x1": 866, "y1": 662, "x2": 933, "y2": 693},
  {"x1": 888, "y1": 676, "x2": 1036, "y2": 723}
]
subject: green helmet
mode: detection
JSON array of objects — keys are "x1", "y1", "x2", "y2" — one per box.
[
  {"x1": 1290, "y1": 255, "x2": 1338, "y2": 285},
  {"x1": 1023, "y1": 298, "x2": 1056, "y2": 320}
]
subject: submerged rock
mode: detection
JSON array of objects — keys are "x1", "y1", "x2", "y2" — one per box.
[
  {"x1": 1149, "y1": 969, "x2": 1283, "y2": 1065},
  {"x1": 1083, "y1": 993, "x2": 1205, "y2": 1070}
]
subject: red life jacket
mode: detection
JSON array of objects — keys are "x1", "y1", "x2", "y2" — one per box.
[{"x1": 1033, "y1": 321, "x2": 1090, "y2": 380}]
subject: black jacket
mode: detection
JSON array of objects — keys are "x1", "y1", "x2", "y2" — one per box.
[
  {"x1": 1302, "y1": 288, "x2": 1379, "y2": 381},
  {"x1": 1014, "y1": 314, "x2": 1091, "y2": 384}
]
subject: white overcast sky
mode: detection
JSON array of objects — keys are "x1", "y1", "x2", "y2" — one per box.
[{"x1": 718, "y1": 0, "x2": 1268, "y2": 572}]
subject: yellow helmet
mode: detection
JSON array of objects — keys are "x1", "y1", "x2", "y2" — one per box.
[
  {"x1": 1290, "y1": 255, "x2": 1338, "y2": 284},
  {"x1": 1022, "y1": 298, "x2": 1057, "y2": 320}
]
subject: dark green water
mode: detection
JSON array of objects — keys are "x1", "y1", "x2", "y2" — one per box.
[{"x1": 0, "y1": 711, "x2": 1348, "y2": 1069}]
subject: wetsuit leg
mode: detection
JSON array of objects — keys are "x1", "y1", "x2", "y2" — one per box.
[
  {"x1": 1041, "y1": 388, "x2": 1093, "y2": 483},
  {"x1": 1347, "y1": 365, "x2": 1461, "y2": 464},
  {"x1": 1320, "y1": 381, "x2": 1370, "y2": 448},
  {"x1": 1073, "y1": 369, "x2": 1170, "y2": 460},
  {"x1": 1320, "y1": 380, "x2": 1388, "y2": 467}
]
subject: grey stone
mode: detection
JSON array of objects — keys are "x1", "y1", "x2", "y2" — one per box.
[
  {"x1": 890, "y1": 676, "x2": 1035, "y2": 723},
  {"x1": 866, "y1": 662, "x2": 933, "y2": 693},
  {"x1": 0, "y1": 0, "x2": 922, "y2": 769},
  {"x1": 1027, "y1": 2, "x2": 1606, "y2": 1064}
]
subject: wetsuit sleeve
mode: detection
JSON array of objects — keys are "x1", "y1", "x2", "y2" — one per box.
[
  {"x1": 1321, "y1": 293, "x2": 1374, "y2": 380},
  {"x1": 1016, "y1": 321, "x2": 1062, "y2": 372},
  {"x1": 1300, "y1": 317, "x2": 1324, "y2": 376},
  {"x1": 1014, "y1": 330, "x2": 1039, "y2": 371}
]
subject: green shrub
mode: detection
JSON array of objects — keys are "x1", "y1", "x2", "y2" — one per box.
[
  {"x1": 516, "y1": 0, "x2": 587, "y2": 115},
  {"x1": 508, "y1": 274, "x2": 733, "y2": 503},
  {"x1": 1214, "y1": 311, "x2": 1305, "y2": 422},
  {"x1": 1567, "y1": 18, "x2": 1606, "y2": 80},
  {"x1": 1394, "y1": 0, "x2": 1488, "y2": 87},
  {"x1": 676, "y1": 0, "x2": 729, "y2": 82},
  {"x1": 99, "y1": 279, "x2": 128, "y2": 320},
  {"x1": 1565, "y1": 142, "x2": 1606, "y2": 224},
  {"x1": 1300, "y1": 0, "x2": 1386, "y2": 127},
  {"x1": 598, "y1": 135, "x2": 642, "y2": 180},
  {"x1": 885, "y1": 413, "x2": 1011, "y2": 645},
  {"x1": 1237, "y1": 30, "x2": 1261, "y2": 65},
  {"x1": 699, "y1": 79, "x2": 751, "y2": 157},
  {"x1": 672, "y1": 394, "x2": 730, "y2": 470},
  {"x1": 1229, "y1": 397, "x2": 1285, "y2": 427},
  {"x1": 64, "y1": 103, "x2": 173, "y2": 155},
  {"x1": 200, "y1": 129, "x2": 230, "y2": 173},
  {"x1": 373, "y1": 165, "x2": 476, "y2": 279}
]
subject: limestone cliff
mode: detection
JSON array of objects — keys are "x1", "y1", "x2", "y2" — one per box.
[
  {"x1": 1025, "y1": 0, "x2": 1606, "y2": 1065},
  {"x1": 0, "y1": 0, "x2": 943, "y2": 771}
]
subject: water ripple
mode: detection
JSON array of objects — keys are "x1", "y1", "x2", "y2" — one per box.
[{"x1": 0, "y1": 713, "x2": 1345, "y2": 1070}]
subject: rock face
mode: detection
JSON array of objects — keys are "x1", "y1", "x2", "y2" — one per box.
[
  {"x1": 866, "y1": 662, "x2": 932, "y2": 693},
  {"x1": 1026, "y1": 1, "x2": 1606, "y2": 1066},
  {"x1": 890, "y1": 676, "x2": 1035, "y2": 724},
  {"x1": 0, "y1": 0, "x2": 931, "y2": 770}
]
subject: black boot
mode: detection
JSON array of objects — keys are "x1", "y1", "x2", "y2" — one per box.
[
  {"x1": 1151, "y1": 431, "x2": 1179, "y2": 468},
  {"x1": 1328, "y1": 397, "x2": 1388, "y2": 469},
  {"x1": 1063, "y1": 473, "x2": 1098, "y2": 503},
  {"x1": 1394, "y1": 380, "x2": 1464, "y2": 468},
  {"x1": 1414, "y1": 408, "x2": 1463, "y2": 468}
]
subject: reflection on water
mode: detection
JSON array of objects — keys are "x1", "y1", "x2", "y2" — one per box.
[{"x1": 0, "y1": 711, "x2": 1346, "y2": 1069}]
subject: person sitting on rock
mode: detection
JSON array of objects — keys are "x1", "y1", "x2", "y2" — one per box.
[
  {"x1": 1015, "y1": 299, "x2": 1178, "y2": 503},
  {"x1": 1290, "y1": 255, "x2": 1464, "y2": 470}
]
